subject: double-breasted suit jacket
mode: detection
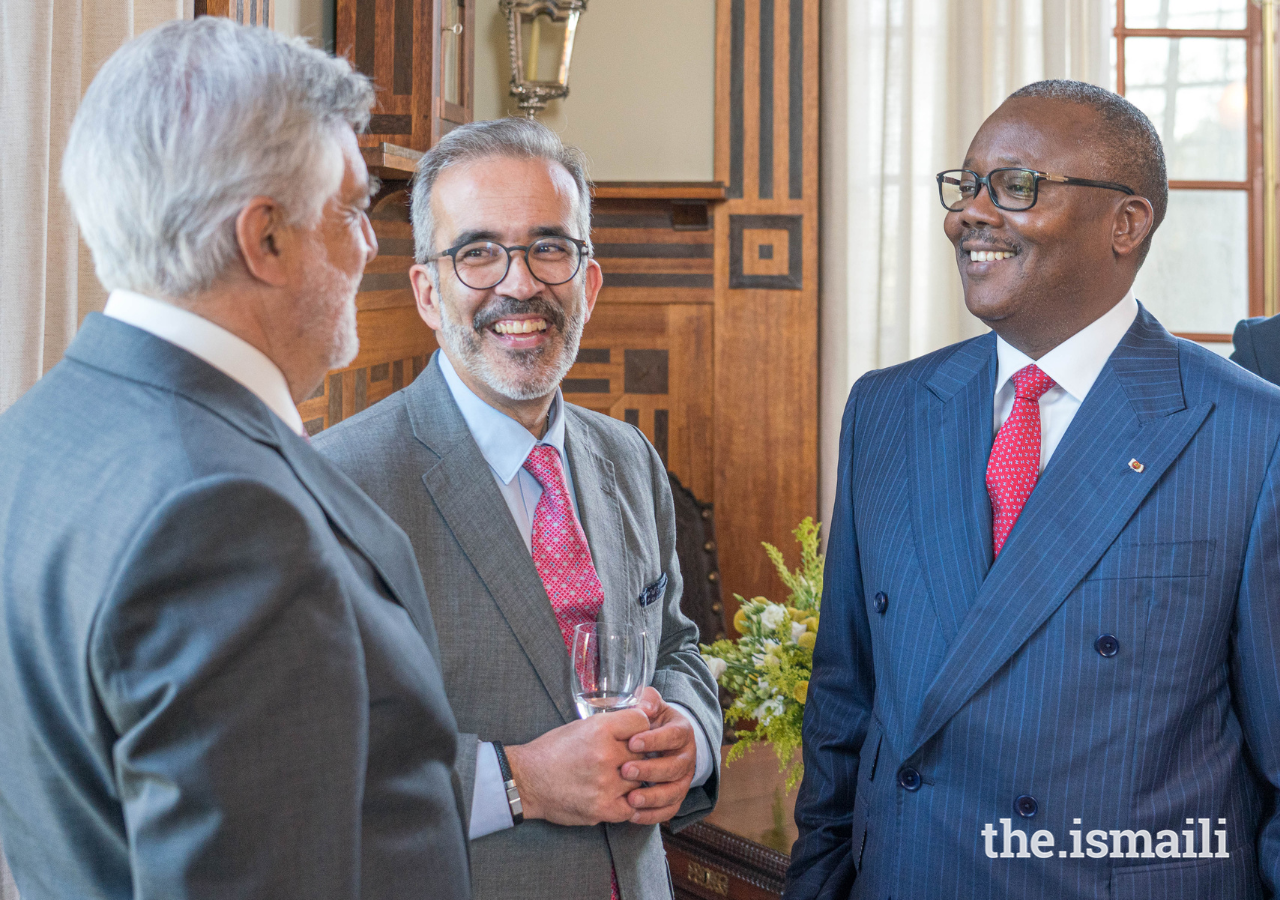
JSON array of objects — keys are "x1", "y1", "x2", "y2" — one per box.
[
  {"x1": 787, "y1": 306, "x2": 1280, "y2": 900},
  {"x1": 316, "y1": 354, "x2": 722, "y2": 900}
]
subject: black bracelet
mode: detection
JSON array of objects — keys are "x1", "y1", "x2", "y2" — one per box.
[{"x1": 491, "y1": 741, "x2": 524, "y2": 826}]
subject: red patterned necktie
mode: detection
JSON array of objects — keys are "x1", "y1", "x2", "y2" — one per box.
[
  {"x1": 523, "y1": 445, "x2": 606, "y2": 648},
  {"x1": 521, "y1": 445, "x2": 621, "y2": 900},
  {"x1": 987, "y1": 364, "x2": 1056, "y2": 558}
]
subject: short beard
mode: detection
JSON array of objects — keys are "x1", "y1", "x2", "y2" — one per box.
[
  {"x1": 302, "y1": 257, "x2": 360, "y2": 372},
  {"x1": 438, "y1": 288, "x2": 585, "y2": 402}
]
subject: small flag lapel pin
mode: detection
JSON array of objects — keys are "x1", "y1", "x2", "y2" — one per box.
[{"x1": 1128, "y1": 458, "x2": 1145, "y2": 473}]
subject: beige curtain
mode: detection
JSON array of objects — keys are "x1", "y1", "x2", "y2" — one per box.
[
  {"x1": 818, "y1": 0, "x2": 1111, "y2": 524},
  {"x1": 0, "y1": 0, "x2": 182, "y2": 415}
]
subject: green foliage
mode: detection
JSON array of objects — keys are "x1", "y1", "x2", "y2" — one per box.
[{"x1": 699, "y1": 518, "x2": 824, "y2": 791}]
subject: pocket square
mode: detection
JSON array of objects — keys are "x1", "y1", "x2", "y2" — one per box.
[{"x1": 638, "y1": 573, "x2": 668, "y2": 607}]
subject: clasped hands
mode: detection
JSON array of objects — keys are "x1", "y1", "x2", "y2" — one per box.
[{"x1": 505, "y1": 686, "x2": 696, "y2": 827}]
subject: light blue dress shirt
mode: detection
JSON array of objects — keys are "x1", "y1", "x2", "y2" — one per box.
[{"x1": 436, "y1": 353, "x2": 714, "y2": 839}]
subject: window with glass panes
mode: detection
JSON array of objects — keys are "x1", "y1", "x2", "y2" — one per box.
[{"x1": 1115, "y1": 0, "x2": 1265, "y2": 345}]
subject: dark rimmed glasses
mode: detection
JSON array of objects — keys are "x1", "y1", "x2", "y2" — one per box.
[
  {"x1": 936, "y1": 167, "x2": 1135, "y2": 212},
  {"x1": 428, "y1": 236, "x2": 589, "y2": 290}
]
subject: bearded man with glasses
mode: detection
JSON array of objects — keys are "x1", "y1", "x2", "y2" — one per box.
[
  {"x1": 315, "y1": 117, "x2": 721, "y2": 900},
  {"x1": 787, "y1": 80, "x2": 1280, "y2": 900}
]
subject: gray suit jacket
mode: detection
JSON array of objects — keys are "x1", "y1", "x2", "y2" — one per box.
[
  {"x1": 0, "y1": 316, "x2": 470, "y2": 900},
  {"x1": 1231, "y1": 314, "x2": 1280, "y2": 386},
  {"x1": 315, "y1": 353, "x2": 722, "y2": 900}
]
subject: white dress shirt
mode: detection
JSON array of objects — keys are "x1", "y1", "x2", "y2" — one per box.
[
  {"x1": 993, "y1": 290, "x2": 1138, "y2": 470},
  {"x1": 103, "y1": 289, "x2": 306, "y2": 436},
  {"x1": 437, "y1": 352, "x2": 714, "y2": 839}
]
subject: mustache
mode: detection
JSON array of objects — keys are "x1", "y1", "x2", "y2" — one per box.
[
  {"x1": 959, "y1": 229, "x2": 1019, "y2": 251},
  {"x1": 472, "y1": 295, "x2": 567, "y2": 333}
]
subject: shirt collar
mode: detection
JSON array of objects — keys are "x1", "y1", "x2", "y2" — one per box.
[
  {"x1": 437, "y1": 350, "x2": 568, "y2": 485},
  {"x1": 103, "y1": 289, "x2": 306, "y2": 435},
  {"x1": 995, "y1": 289, "x2": 1138, "y2": 403}
]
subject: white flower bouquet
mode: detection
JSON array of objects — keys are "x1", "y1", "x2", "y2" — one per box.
[{"x1": 699, "y1": 518, "x2": 823, "y2": 789}]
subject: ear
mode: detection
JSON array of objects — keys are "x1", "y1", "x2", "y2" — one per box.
[
  {"x1": 1112, "y1": 195, "x2": 1155, "y2": 261},
  {"x1": 235, "y1": 196, "x2": 291, "y2": 287},
  {"x1": 582, "y1": 258, "x2": 603, "y2": 324},
  {"x1": 410, "y1": 263, "x2": 444, "y2": 330}
]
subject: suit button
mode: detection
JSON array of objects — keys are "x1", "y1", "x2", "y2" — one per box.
[
  {"x1": 898, "y1": 767, "x2": 921, "y2": 791},
  {"x1": 873, "y1": 591, "x2": 888, "y2": 614},
  {"x1": 1015, "y1": 795, "x2": 1038, "y2": 818},
  {"x1": 1095, "y1": 634, "x2": 1120, "y2": 658}
]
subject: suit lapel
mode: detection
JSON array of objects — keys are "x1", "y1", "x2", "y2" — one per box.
[
  {"x1": 910, "y1": 334, "x2": 997, "y2": 642},
  {"x1": 409, "y1": 357, "x2": 579, "y2": 725},
  {"x1": 563, "y1": 415, "x2": 633, "y2": 634},
  {"x1": 275, "y1": 424, "x2": 442, "y2": 651},
  {"x1": 907, "y1": 309, "x2": 1212, "y2": 757}
]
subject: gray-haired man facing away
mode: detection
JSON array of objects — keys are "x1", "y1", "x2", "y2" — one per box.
[{"x1": 0, "y1": 19, "x2": 468, "y2": 900}]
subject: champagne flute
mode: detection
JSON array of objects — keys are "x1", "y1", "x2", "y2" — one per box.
[{"x1": 570, "y1": 622, "x2": 646, "y2": 718}]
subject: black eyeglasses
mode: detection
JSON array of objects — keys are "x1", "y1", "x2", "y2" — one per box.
[
  {"x1": 428, "y1": 236, "x2": 589, "y2": 290},
  {"x1": 936, "y1": 167, "x2": 1135, "y2": 212}
]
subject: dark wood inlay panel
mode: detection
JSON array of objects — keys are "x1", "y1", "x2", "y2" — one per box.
[
  {"x1": 594, "y1": 243, "x2": 715, "y2": 259},
  {"x1": 576, "y1": 348, "x2": 612, "y2": 364},
  {"x1": 368, "y1": 115, "x2": 413, "y2": 135},
  {"x1": 789, "y1": 0, "x2": 804, "y2": 199},
  {"x1": 354, "y1": 368, "x2": 368, "y2": 412},
  {"x1": 354, "y1": 0, "x2": 375, "y2": 77},
  {"x1": 378, "y1": 237, "x2": 416, "y2": 256},
  {"x1": 327, "y1": 374, "x2": 343, "y2": 426},
  {"x1": 624, "y1": 349, "x2": 670, "y2": 395},
  {"x1": 393, "y1": 0, "x2": 414, "y2": 95},
  {"x1": 654, "y1": 409, "x2": 669, "y2": 465},
  {"x1": 593, "y1": 213, "x2": 674, "y2": 229},
  {"x1": 359, "y1": 272, "x2": 413, "y2": 292},
  {"x1": 758, "y1": 0, "x2": 775, "y2": 200},
  {"x1": 729, "y1": 214, "x2": 803, "y2": 290},
  {"x1": 729, "y1": 0, "x2": 745, "y2": 199},
  {"x1": 561, "y1": 378, "x2": 611, "y2": 394}
]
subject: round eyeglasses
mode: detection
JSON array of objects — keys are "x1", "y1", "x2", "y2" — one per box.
[
  {"x1": 428, "y1": 236, "x2": 589, "y2": 290},
  {"x1": 936, "y1": 167, "x2": 1135, "y2": 212}
]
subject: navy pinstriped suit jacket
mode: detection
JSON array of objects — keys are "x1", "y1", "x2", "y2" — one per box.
[{"x1": 786, "y1": 306, "x2": 1280, "y2": 900}]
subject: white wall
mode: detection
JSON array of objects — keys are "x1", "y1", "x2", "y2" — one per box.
[
  {"x1": 271, "y1": 0, "x2": 333, "y2": 49},
  {"x1": 474, "y1": 2, "x2": 715, "y2": 182}
]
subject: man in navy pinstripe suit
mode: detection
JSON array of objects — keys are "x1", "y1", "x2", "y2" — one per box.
[{"x1": 787, "y1": 80, "x2": 1280, "y2": 899}]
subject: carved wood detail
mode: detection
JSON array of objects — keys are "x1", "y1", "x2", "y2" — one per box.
[{"x1": 663, "y1": 821, "x2": 787, "y2": 900}]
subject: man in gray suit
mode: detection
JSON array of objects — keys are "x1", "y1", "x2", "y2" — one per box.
[
  {"x1": 0, "y1": 20, "x2": 468, "y2": 900},
  {"x1": 316, "y1": 118, "x2": 722, "y2": 900}
]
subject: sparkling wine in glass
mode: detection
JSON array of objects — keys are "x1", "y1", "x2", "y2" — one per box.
[{"x1": 571, "y1": 622, "x2": 646, "y2": 718}]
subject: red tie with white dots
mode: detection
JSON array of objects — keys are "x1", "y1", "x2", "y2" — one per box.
[
  {"x1": 521, "y1": 445, "x2": 621, "y2": 900},
  {"x1": 987, "y1": 364, "x2": 1056, "y2": 558}
]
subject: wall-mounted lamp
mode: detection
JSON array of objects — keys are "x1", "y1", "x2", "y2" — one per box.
[{"x1": 500, "y1": 0, "x2": 588, "y2": 118}]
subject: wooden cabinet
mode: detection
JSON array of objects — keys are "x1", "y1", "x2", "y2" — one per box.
[
  {"x1": 335, "y1": 0, "x2": 474, "y2": 152},
  {"x1": 664, "y1": 822, "x2": 787, "y2": 900}
]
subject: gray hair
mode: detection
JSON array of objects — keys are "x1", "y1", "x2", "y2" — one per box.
[
  {"x1": 1007, "y1": 80, "x2": 1167, "y2": 266},
  {"x1": 61, "y1": 18, "x2": 374, "y2": 298},
  {"x1": 410, "y1": 117, "x2": 593, "y2": 264}
]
